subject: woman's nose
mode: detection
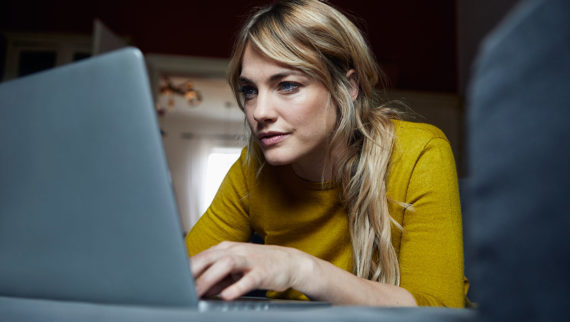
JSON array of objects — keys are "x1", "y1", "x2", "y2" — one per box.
[{"x1": 252, "y1": 91, "x2": 277, "y2": 124}]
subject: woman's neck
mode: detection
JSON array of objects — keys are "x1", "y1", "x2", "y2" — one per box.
[{"x1": 291, "y1": 142, "x2": 344, "y2": 183}]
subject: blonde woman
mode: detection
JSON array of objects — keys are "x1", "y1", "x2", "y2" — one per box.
[{"x1": 186, "y1": 0, "x2": 465, "y2": 307}]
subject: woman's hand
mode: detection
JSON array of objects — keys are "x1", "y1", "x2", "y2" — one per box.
[
  {"x1": 190, "y1": 241, "x2": 417, "y2": 306},
  {"x1": 190, "y1": 241, "x2": 313, "y2": 300}
]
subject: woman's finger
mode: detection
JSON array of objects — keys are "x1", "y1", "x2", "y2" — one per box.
[
  {"x1": 190, "y1": 242, "x2": 251, "y2": 277},
  {"x1": 194, "y1": 255, "x2": 248, "y2": 297},
  {"x1": 219, "y1": 270, "x2": 261, "y2": 300},
  {"x1": 202, "y1": 275, "x2": 235, "y2": 298},
  {"x1": 190, "y1": 247, "x2": 230, "y2": 277}
]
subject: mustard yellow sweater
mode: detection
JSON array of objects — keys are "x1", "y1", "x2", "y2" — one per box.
[{"x1": 186, "y1": 120, "x2": 465, "y2": 307}]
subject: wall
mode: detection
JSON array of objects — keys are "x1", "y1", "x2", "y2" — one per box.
[{"x1": 1, "y1": 0, "x2": 458, "y2": 92}]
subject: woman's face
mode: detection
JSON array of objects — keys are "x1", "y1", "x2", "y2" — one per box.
[{"x1": 239, "y1": 43, "x2": 337, "y2": 181}]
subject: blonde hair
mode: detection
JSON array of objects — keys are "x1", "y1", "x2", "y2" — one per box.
[{"x1": 228, "y1": 0, "x2": 401, "y2": 285}]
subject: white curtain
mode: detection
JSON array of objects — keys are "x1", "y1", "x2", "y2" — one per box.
[{"x1": 162, "y1": 132, "x2": 242, "y2": 233}]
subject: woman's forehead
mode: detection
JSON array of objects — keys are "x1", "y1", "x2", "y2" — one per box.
[{"x1": 240, "y1": 43, "x2": 303, "y2": 79}]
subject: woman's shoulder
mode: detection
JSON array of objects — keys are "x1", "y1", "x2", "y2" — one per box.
[
  {"x1": 392, "y1": 119, "x2": 449, "y2": 145},
  {"x1": 389, "y1": 119, "x2": 453, "y2": 167},
  {"x1": 235, "y1": 145, "x2": 279, "y2": 182},
  {"x1": 235, "y1": 146, "x2": 257, "y2": 176},
  {"x1": 386, "y1": 120, "x2": 456, "y2": 201}
]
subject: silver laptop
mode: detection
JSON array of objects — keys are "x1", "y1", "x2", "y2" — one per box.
[{"x1": 0, "y1": 48, "x2": 328, "y2": 311}]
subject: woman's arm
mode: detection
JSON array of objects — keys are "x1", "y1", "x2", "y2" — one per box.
[
  {"x1": 190, "y1": 241, "x2": 417, "y2": 306},
  {"x1": 396, "y1": 136, "x2": 465, "y2": 307},
  {"x1": 301, "y1": 251, "x2": 417, "y2": 306}
]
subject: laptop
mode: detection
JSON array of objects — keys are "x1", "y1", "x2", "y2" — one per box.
[{"x1": 0, "y1": 48, "x2": 328, "y2": 311}]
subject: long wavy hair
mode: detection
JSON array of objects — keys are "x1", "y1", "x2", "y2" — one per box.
[{"x1": 227, "y1": 0, "x2": 401, "y2": 285}]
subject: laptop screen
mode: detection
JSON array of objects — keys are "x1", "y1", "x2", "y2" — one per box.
[{"x1": 0, "y1": 48, "x2": 198, "y2": 308}]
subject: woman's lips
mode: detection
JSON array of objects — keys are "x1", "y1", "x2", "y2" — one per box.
[{"x1": 259, "y1": 133, "x2": 289, "y2": 147}]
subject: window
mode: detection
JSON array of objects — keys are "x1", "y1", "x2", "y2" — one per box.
[
  {"x1": 201, "y1": 147, "x2": 241, "y2": 214},
  {"x1": 2, "y1": 32, "x2": 92, "y2": 81}
]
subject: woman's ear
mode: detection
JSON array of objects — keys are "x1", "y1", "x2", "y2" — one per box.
[{"x1": 346, "y1": 69, "x2": 359, "y2": 101}]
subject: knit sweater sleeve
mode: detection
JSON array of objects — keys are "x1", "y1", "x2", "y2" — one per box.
[
  {"x1": 397, "y1": 134, "x2": 465, "y2": 307},
  {"x1": 185, "y1": 148, "x2": 252, "y2": 256}
]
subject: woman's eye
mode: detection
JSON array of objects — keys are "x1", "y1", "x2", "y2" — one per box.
[
  {"x1": 239, "y1": 85, "x2": 257, "y2": 100},
  {"x1": 278, "y1": 81, "x2": 300, "y2": 93}
]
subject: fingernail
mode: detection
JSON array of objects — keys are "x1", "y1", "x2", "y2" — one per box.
[{"x1": 221, "y1": 289, "x2": 233, "y2": 300}]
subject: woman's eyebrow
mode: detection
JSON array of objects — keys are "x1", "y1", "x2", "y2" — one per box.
[
  {"x1": 268, "y1": 71, "x2": 300, "y2": 82},
  {"x1": 239, "y1": 70, "x2": 305, "y2": 84},
  {"x1": 238, "y1": 76, "x2": 253, "y2": 85}
]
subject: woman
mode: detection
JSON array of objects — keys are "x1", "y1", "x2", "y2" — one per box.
[{"x1": 186, "y1": 0, "x2": 465, "y2": 307}]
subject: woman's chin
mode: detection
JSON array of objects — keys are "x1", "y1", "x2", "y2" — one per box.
[
  {"x1": 263, "y1": 157, "x2": 291, "y2": 167},
  {"x1": 262, "y1": 151, "x2": 294, "y2": 167}
]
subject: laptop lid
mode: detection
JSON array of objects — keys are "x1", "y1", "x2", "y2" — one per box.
[{"x1": 0, "y1": 48, "x2": 198, "y2": 308}]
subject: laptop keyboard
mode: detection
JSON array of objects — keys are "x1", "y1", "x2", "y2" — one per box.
[
  {"x1": 198, "y1": 300, "x2": 272, "y2": 311},
  {"x1": 198, "y1": 297, "x2": 330, "y2": 311}
]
